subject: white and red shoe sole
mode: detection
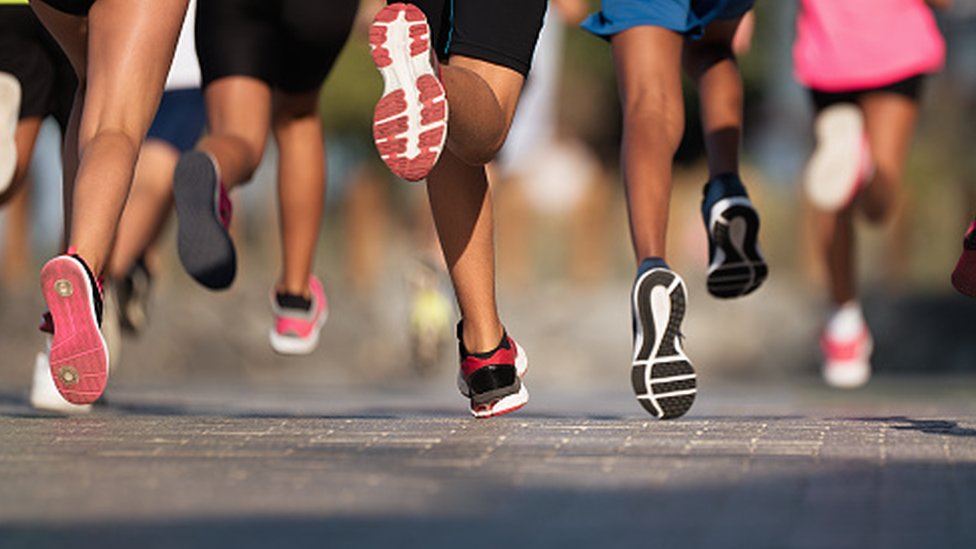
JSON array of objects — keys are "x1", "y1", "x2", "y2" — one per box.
[{"x1": 369, "y1": 2, "x2": 448, "y2": 182}]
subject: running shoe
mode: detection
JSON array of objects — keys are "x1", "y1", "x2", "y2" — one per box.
[
  {"x1": 0, "y1": 71, "x2": 20, "y2": 194},
  {"x1": 269, "y1": 275, "x2": 329, "y2": 355},
  {"x1": 369, "y1": 2, "x2": 448, "y2": 182},
  {"x1": 951, "y1": 217, "x2": 976, "y2": 298},
  {"x1": 702, "y1": 173, "x2": 768, "y2": 298},
  {"x1": 39, "y1": 252, "x2": 109, "y2": 404},
  {"x1": 821, "y1": 326, "x2": 873, "y2": 389},
  {"x1": 29, "y1": 336, "x2": 93, "y2": 414},
  {"x1": 631, "y1": 263, "x2": 696, "y2": 419},
  {"x1": 820, "y1": 302, "x2": 872, "y2": 388},
  {"x1": 115, "y1": 258, "x2": 153, "y2": 333},
  {"x1": 173, "y1": 150, "x2": 236, "y2": 290},
  {"x1": 455, "y1": 323, "x2": 528, "y2": 418},
  {"x1": 804, "y1": 103, "x2": 873, "y2": 211}
]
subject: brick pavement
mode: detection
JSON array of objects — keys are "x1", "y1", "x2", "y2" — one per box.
[{"x1": 0, "y1": 379, "x2": 974, "y2": 548}]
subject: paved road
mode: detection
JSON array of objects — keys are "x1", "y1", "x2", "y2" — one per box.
[{"x1": 1, "y1": 377, "x2": 974, "y2": 549}]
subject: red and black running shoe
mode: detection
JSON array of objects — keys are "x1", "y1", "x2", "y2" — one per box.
[
  {"x1": 368, "y1": 2, "x2": 448, "y2": 182},
  {"x1": 455, "y1": 323, "x2": 528, "y2": 418}
]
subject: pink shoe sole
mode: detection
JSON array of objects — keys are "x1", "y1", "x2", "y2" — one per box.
[
  {"x1": 40, "y1": 256, "x2": 108, "y2": 404},
  {"x1": 369, "y1": 3, "x2": 447, "y2": 182}
]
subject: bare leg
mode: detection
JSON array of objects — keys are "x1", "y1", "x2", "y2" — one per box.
[
  {"x1": 439, "y1": 57, "x2": 522, "y2": 166},
  {"x1": 197, "y1": 76, "x2": 272, "y2": 190},
  {"x1": 815, "y1": 206, "x2": 857, "y2": 306},
  {"x1": 272, "y1": 89, "x2": 324, "y2": 297},
  {"x1": 857, "y1": 92, "x2": 919, "y2": 224},
  {"x1": 108, "y1": 139, "x2": 178, "y2": 279},
  {"x1": 427, "y1": 56, "x2": 525, "y2": 352},
  {"x1": 683, "y1": 18, "x2": 743, "y2": 178},
  {"x1": 611, "y1": 26, "x2": 685, "y2": 261},
  {"x1": 427, "y1": 150, "x2": 501, "y2": 352},
  {"x1": 33, "y1": 0, "x2": 187, "y2": 275}
]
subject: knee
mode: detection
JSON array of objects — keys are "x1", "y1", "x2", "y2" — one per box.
[
  {"x1": 447, "y1": 113, "x2": 507, "y2": 167},
  {"x1": 623, "y1": 93, "x2": 685, "y2": 154},
  {"x1": 449, "y1": 136, "x2": 504, "y2": 167}
]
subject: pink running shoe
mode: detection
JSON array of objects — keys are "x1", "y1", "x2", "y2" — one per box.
[
  {"x1": 821, "y1": 325, "x2": 873, "y2": 389},
  {"x1": 39, "y1": 253, "x2": 108, "y2": 404},
  {"x1": 951, "y1": 218, "x2": 976, "y2": 298},
  {"x1": 455, "y1": 324, "x2": 529, "y2": 418},
  {"x1": 269, "y1": 275, "x2": 329, "y2": 355},
  {"x1": 369, "y1": 2, "x2": 448, "y2": 182}
]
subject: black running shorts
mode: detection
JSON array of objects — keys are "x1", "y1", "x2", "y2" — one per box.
[
  {"x1": 403, "y1": 0, "x2": 547, "y2": 77},
  {"x1": 810, "y1": 74, "x2": 926, "y2": 113},
  {"x1": 0, "y1": 5, "x2": 77, "y2": 128},
  {"x1": 195, "y1": 0, "x2": 358, "y2": 93},
  {"x1": 36, "y1": 0, "x2": 94, "y2": 16}
]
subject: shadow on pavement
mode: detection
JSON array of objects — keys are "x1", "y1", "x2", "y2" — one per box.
[{"x1": 853, "y1": 416, "x2": 976, "y2": 437}]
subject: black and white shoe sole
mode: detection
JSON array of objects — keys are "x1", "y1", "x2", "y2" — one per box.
[
  {"x1": 173, "y1": 151, "x2": 236, "y2": 290},
  {"x1": 706, "y1": 197, "x2": 768, "y2": 299},
  {"x1": 631, "y1": 268, "x2": 696, "y2": 419}
]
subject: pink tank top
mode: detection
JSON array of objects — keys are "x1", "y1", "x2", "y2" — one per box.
[{"x1": 794, "y1": 0, "x2": 945, "y2": 91}]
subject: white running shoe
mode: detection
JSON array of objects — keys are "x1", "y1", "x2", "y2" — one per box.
[
  {"x1": 29, "y1": 338, "x2": 93, "y2": 414},
  {"x1": 804, "y1": 104, "x2": 872, "y2": 211},
  {"x1": 0, "y1": 71, "x2": 21, "y2": 194}
]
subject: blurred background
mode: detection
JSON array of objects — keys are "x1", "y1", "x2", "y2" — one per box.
[{"x1": 1, "y1": 0, "x2": 974, "y2": 397}]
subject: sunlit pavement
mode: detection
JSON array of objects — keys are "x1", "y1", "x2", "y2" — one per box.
[{"x1": 0, "y1": 376, "x2": 974, "y2": 549}]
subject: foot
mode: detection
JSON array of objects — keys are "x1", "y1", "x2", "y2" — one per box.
[
  {"x1": 0, "y1": 71, "x2": 20, "y2": 194},
  {"x1": 369, "y1": 2, "x2": 448, "y2": 182},
  {"x1": 39, "y1": 252, "x2": 109, "y2": 404},
  {"x1": 804, "y1": 104, "x2": 872, "y2": 211},
  {"x1": 631, "y1": 261, "x2": 696, "y2": 419},
  {"x1": 269, "y1": 275, "x2": 329, "y2": 355},
  {"x1": 821, "y1": 302, "x2": 872, "y2": 389},
  {"x1": 173, "y1": 150, "x2": 236, "y2": 290},
  {"x1": 702, "y1": 174, "x2": 768, "y2": 298},
  {"x1": 951, "y1": 218, "x2": 976, "y2": 298},
  {"x1": 115, "y1": 258, "x2": 154, "y2": 333},
  {"x1": 456, "y1": 323, "x2": 528, "y2": 418}
]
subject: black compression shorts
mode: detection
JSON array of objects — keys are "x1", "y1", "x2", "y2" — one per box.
[
  {"x1": 404, "y1": 0, "x2": 547, "y2": 77},
  {"x1": 809, "y1": 75, "x2": 926, "y2": 113},
  {"x1": 36, "y1": 0, "x2": 94, "y2": 16},
  {"x1": 195, "y1": 0, "x2": 358, "y2": 93},
  {"x1": 0, "y1": 5, "x2": 77, "y2": 128}
]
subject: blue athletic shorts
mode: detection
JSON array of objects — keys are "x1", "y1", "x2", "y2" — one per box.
[
  {"x1": 146, "y1": 88, "x2": 206, "y2": 153},
  {"x1": 582, "y1": 0, "x2": 755, "y2": 40}
]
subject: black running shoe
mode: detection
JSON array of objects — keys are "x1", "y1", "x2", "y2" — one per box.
[
  {"x1": 702, "y1": 173, "x2": 768, "y2": 298},
  {"x1": 631, "y1": 265, "x2": 696, "y2": 419},
  {"x1": 115, "y1": 257, "x2": 153, "y2": 333},
  {"x1": 173, "y1": 151, "x2": 236, "y2": 290}
]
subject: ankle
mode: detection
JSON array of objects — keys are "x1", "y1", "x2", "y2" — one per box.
[{"x1": 458, "y1": 320, "x2": 504, "y2": 355}]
